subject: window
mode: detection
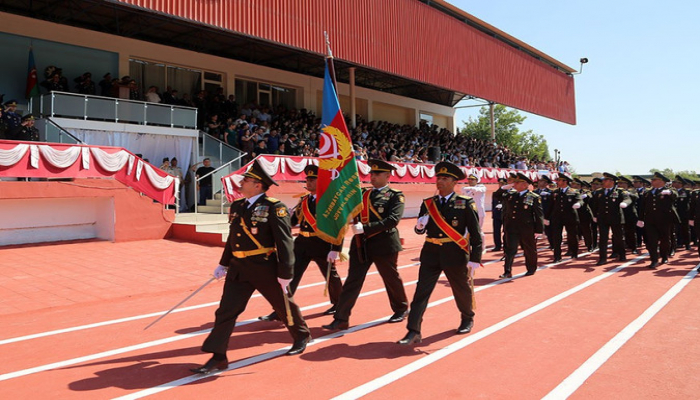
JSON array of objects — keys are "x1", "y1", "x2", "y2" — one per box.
[
  {"x1": 235, "y1": 78, "x2": 296, "y2": 109},
  {"x1": 129, "y1": 59, "x2": 220, "y2": 100}
]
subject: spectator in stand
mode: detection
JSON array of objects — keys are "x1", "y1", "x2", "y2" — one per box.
[
  {"x1": 224, "y1": 94, "x2": 238, "y2": 118},
  {"x1": 145, "y1": 86, "x2": 161, "y2": 103},
  {"x1": 223, "y1": 121, "x2": 237, "y2": 147},
  {"x1": 267, "y1": 129, "x2": 281, "y2": 153},
  {"x1": 192, "y1": 158, "x2": 215, "y2": 206},
  {"x1": 252, "y1": 139, "x2": 268, "y2": 158},
  {"x1": 41, "y1": 70, "x2": 68, "y2": 92},
  {"x1": 240, "y1": 128, "x2": 255, "y2": 162},
  {"x1": 180, "y1": 93, "x2": 195, "y2": 107},
  {"x1": 207, "y1": 114, "x2": 223, "y2": 140},
  {"x1": 127, "y1": 79, "x2": 141, "y2": 100},
  {"x1": 170, "y1": 157, "x2": 187, "y2": 212},
  {"x1": 98, "y1": 73, "x2": 113, "y2": 97},
  {"x1": 74, "y1": 72, "x2": 96, "y2": 95}
]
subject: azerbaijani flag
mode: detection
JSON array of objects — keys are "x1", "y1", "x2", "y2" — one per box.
[
  {"x1": 25, "y1": 47, "x2": 39, "y2": 99},
  {"x1": 315, "y1": 59, "x2": 363, "y2": 245}
]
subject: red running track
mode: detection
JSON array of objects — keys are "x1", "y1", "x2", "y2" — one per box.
[{"x1": 0, "y1": 218, "x2": 698, "y2": 399}]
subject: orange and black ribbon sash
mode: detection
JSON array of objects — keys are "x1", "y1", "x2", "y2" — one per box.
[
  {"x1": 301, "y1": 195, "x2": 317, "y2": 232},
  {"x1": 424, "y1": 197, "x2": 470, "y2": 254},
  {"x1": 360, "y1": 189, "x2": 382, "y2": 224}
]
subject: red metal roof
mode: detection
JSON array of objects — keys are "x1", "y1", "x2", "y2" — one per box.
[{"x1": 116, "y1": 0, "x2": 576, "y2": 124}]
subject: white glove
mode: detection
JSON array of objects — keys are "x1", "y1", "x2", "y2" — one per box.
[
  {"x1": 661, "y1": 189, "x2": 671, "y2": 195},
  {"x1": 277, "y1": 277, "x2": 292, "y2": 291},
  {"x1": 213, "y1": 265, "x2": 228, "y2": 280},
  {"x1": 572, "y1": 203, "x2": 581, "y2": 209},
  {"x1": 467, "y1": 261, "x2": 481, "y2": 277},
  {"x1": 544, "y1": 219, "x2": 550, "y2": 226},
  {"x1": 592, "y1": 217, "x2": 598, "y2": 223},
  {"x1": 495, "y1": 204, "x2": 503, "y2": 210},
  {"x1": 636, "y1": 220, "x2": 645, "y2": 228},
  {"x1": 690, "y1": 220, "x2": 695, "y2": 227},
  {"x1": 501, "y1": 184, "x2": 513, "y2": 190},
  {"x1": 351, "y1": 222, "x2": 364, "y2": 235},
  {"x1": 620, "y1": 202, "x2": 628, "y2": 209},
  {"x1": 582, "y1": 194, "x2": 588, "y2": 199},
  {"x1": 415, "y1": 215, "x2": 429, "y2": 230},
  {"x1": 327, "y1": 250, "x2": 339, "y2": 263}
]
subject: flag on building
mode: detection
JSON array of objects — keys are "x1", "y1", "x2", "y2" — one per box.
[
  {"x1": 315, "y1": 59, "x2": 363, "y2": 245},
  {"x1": 25, "y1": 47, "x2": 39, "y2": 99}
]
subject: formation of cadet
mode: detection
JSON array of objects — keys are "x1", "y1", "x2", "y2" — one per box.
[{"x1": 191, "y1": 162, "x2": 700, "y2": 370}]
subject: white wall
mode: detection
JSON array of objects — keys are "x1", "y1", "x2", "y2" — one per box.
[{"x1": 0, "y1": 197, "x2": 115, "y2": 245}]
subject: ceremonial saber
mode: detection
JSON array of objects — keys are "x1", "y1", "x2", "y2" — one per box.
[
  {"x1": 144, "y1": 276, "x2": 216, "y2": 330},
  {"x1": 324, "y1": 261, "x2": 332, "y2": 297}
]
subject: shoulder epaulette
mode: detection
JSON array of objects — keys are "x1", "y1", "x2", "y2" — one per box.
[
  {"x1": 455, "y1": 194, "x2": 471, "y2": 201},
  {"x1": 232, "y1": 198, "x2": 246, "y2": 203},
  {"x1": 266, "y1": 197, "x2": 281, "y2": 203},
  {"x1": 528, "y1": 191, "x2": 541, "y2": 199}
]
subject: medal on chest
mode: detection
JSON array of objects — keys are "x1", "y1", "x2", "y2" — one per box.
[{"x1": 251, "y1": 227, "x2": 258, "y2": 235}]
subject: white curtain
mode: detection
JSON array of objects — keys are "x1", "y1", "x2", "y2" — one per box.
[
  {"x1": 90, "y1": 148, "x2": 131, "y2": 172},
  {"x1": 38, "y1": 145, "x2": 82, "y2": 169},
  {"x1": 0, "y1": 143, "x2": 30, "y2": 166}
]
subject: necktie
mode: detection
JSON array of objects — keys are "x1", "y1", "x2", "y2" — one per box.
[
  {"x1": 243, "y1": 200, "x2": 250, "y2": 209},
  {"x1": 440, "y1": 197, "x2": 446, "y2": 207},
  {"x1": 605, "y1": 189, "x2": 610, "y2": 196},
  {"x1": 652, "y1": 189, "x2": 657, "y2": 195}
]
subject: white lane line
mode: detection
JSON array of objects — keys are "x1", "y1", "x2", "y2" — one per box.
[
  {"x1": 109, "y1": 248, "x2": 599, "y2": 399},
  {"x1": 0, "y1": 248, "x2": 547, "y2": 381},
  {"x1": 331, "y1": 255, "x2": 647, "y2": 400},
  {"x1": 542, "y1": 266, "x2": 699, "y2": 400}
]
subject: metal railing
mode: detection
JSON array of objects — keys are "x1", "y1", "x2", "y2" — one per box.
[
  {"x1": 39, "y1": 118, "x2": 85, "y2": 144},
  {"x1": 194, "y1": 153, "x2": 247, "y2": 214},
  {"x1": 29, "y1": 91, "x2": 198, "y2": 129}
]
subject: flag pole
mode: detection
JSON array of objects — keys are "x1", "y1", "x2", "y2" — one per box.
[{"x1": 324, "y1": 31, "x2": 337, "y2": 90}]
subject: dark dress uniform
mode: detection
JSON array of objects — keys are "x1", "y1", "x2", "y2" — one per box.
[
  {"x1": 640, "y1": 174, "x2": 679, "y2": 268},
  {"x1": 589, "y1": 182, "x2": 632, "y2": 264},
  {"x1": 196, "y1": 161, "x2": 310, "y2": 366},
  {"x1": 546, "y1": 185, "x2": 583, "y2": 260},
  {"x1": 408, "y1": 191, "x2": 483, "y2": 335},
  {"x1": 326, "y1": 175, "x2": 408, "y2": 328},
  {"x1": 491, "y1": 181, "x2": 507, "y2": 251},
  {"x1": 689, "y1": 189, "x2": 700, "y2": 264},
  {"x1": 288, "y1": 193, "x2": 343, "y2": 304},
  {"x1": 672, "y1": 179, "x2": 691, "y2": 250},
  {"x1": 621, "y1": 189, "x2": 640, "y2": 253},
  {"x1": 631, "y1": 178, "x2": 649, "y2": 248},
  {"x1": 577, "y1": 184, "x2": 596, "y2": 251},
  {"x1": 534, "y1": 184, "x2": 553, "y2": 249},
  {"x1": 502, "y1": 175, "x2": 544, "y2": 276}
]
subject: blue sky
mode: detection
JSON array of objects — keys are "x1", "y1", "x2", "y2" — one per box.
[{"x1": 449, "y1": 0, "x2": 700, "y2": 175}]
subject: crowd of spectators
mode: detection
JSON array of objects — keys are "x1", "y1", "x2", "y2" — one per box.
[{"x1": 198, "y1": 100, "x2": 561, "y2": 171}]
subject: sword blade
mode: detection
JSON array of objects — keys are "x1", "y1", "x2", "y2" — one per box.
[{"x1": 144, "y1": 276, "x2": 217, "y2": 330}]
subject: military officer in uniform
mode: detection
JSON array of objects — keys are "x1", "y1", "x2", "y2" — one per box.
[
  {"x1": 572, "y1": 179, "x2": 596, "y2": 251},
  {"x1": 617, "y1": 176, "x2": 640, "y2": 254},
  {"x1": 632, "y1": 176, "x2": 650, "y2": 248},
  {"x1": 491, "y1": 177, "x2": 508, "y2": 252},
  {"x1": 191, "y1": 160, "x2": 311, "y2": 374},
  {"x1": 534, "y1": 175, "x2": 553, "y2": 249},
  {"x1": 689, "y1": 183, "x2": 700, "y2": 270},
  {"x1": 671, "y1": 175, "x2": 691, "y2": 251},
  {"x1": 639, "y1": 172, "x2": 678, "y2": 269},
  {"x1": 590, "y1": 173, "x2": 632, "y2": 265},
  {"x1": 2, "y1": 100, "x2": 22, "y2": 136},
  {"x1": 545, "y1": 174, "x2": 583, "y2": 262},
  {"x1": 258, "y1": 165, "x2": 343, "y2": 321},
  {"x1": 323, "y1": 159, "x2": 408, "y2": 330},
  {"x1": 397, "y1": 162, "x2": 483, "y2": 345},
  {"x1": 14, "y1": 115, "x2": 40, "y2": 142},
  {"x1": 500, "y1": 172, "x2": 544, "y2": 278}
]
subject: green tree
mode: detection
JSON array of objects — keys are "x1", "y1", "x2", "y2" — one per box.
[
  {"x1": 459, "y1": 105, "x2": 550, "y2": 161},
  {"x1": 649, "y1": 168, "x2": 698, "y2": 180}
]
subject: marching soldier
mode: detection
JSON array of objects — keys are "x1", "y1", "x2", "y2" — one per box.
[
  {"x1": 500, "y1": 172, "x2": 544, "y2": 278},
  {"x1": 191, "y1": 160, "x2": 311, "y2": 374},
  {"x1": 617, "y1": 176, "x2": 640, "y2": 254},
  {"x1": 639, "y1": 172, "x2": 678, "y2": 269},
  {"x1": 672, "y1": 175, "x2": 691, "y2": 251},
  {"x1": 572, "y1": 179, "x2": 596, "y2": 251},
  {"x1": 323, "y1": 159, "x2": 408, "y2": 330},
  {"x1": 491, "y1": 177, "x2": 508, "y2": 252},
  {"x1": 689, "y1": 183, "x2": 700, "y2": 270},
  {"x1": 398, "y1": 162, "x2": 483, "y2": 345},
  {"x1": 258, "y1": 165, "x2": 343, "y2": 321},
  {"x1": 545, "y1": 174, "x2": 583, "y2": 262},
  {"x1": 534, "y1": 175, "x2": 553, "y2": 249},
  {"x1": 589, "y1": 173, "x2": 632, "y2": 265},
  {"x1": 632, "y1": 176, "x2": 650, "y2": 248}
]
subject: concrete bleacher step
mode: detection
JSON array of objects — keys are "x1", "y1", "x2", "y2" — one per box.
[{"x1": 171, "y1": 213, "x2": 230, "y2": 245}]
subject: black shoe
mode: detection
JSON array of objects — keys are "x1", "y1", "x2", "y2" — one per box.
[
  {"x1": 670, "y1": 251, "x2": 675, "y2": 256},
  {"x1": 571, "y1": 254, "x2": 578, "y2": 259},
  {"x1": 190, "y1": 357, "x2": 228, "y2": 374},
  {"x1": 661, "y1": 258, "x2": 668, "y2": 264},
  {"x1": 524, "y1": 270, "x2": 536, "y2": 276},
  {"x1": 491, "y1": 247, "x2": 502, "y2": 252},
  {"x1": 499, "y1": 256, "x2": 506, "y2": 261},
  {"x1": 286, "y1": 336, "x2": 311, "y2": 356},
  {"x1": 322, "y1": 319, "x2": 349, "y2": 331},
  {"x1": 631, "y1": 249, "x2": 639, "y2": 254},
  {"x1": 618, "y1": 256, "x2": 627, "y2": 262},
  {"x1": 499, "y1": 272, "x2": 512, "y2": 279},
  {"x1": 611, "y1": 253, "x2": 619, "y2": 259},
  {"x1": 456, "y1": 319, "x2": 474, "y2": 334},
  {"x1": 388, "y1": 310, "x2": 408, "y2": 323},
  {"x1": 397, "y1": 330, "x2": 422, "y2": 345},
  {"x1": 552, "y1": 257, "x2": 562, "y2": 263},
  {"x1": 648, "y1": 261, "x2": 659, "y2": 269},
  {"x1": 596, "y1": 260, "x2": 607, "y2": 266},
  {"x1": 564, "y1": 252, "x2": 572, "y2": 257},
  {"x1": 686, "y1": 245, "x2": 692, "y2": 250},
  {"x1": 258, "y1": 311, "x2": 280, "y2": 321},
  {"x1": 322, "y1": 305, "x2": 337, "y2": 315}
]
